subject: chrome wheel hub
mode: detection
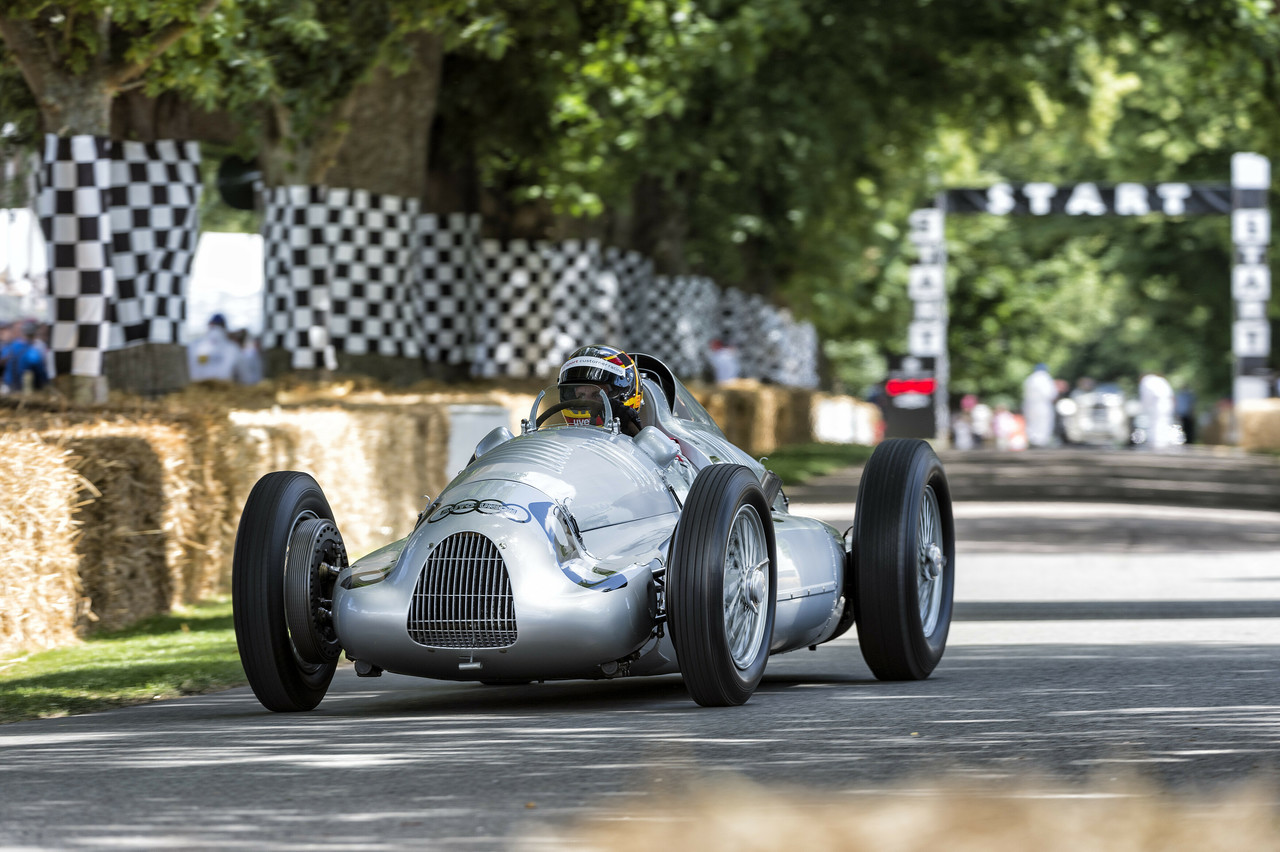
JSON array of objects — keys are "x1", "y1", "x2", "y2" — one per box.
[
  {"x1": 723, "y1": 504, "x2": 770, "y2": 670},
  {"x1": 917, "y1": 485, "x2": 946, "y2": 637}
]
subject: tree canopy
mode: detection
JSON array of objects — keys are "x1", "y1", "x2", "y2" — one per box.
[{"x1": 2, "y1": 0, "x2": 1278, "y2": 404}]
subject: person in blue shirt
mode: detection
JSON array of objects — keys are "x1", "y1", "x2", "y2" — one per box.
[{"x1": 1, "y1": 319, "x2": 50, "y2": 393}]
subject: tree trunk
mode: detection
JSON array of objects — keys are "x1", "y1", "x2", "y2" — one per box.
[
  {"x1": 630, "y1": 174, "x2": 690, "y2": 275},
  {"x1": 324, "y1": 31, "x2": 445, "y2": 199}
]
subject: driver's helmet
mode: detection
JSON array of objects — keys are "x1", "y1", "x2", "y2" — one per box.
[{"x1": 557, "y1": 345, "x2": 643, "y2": 427}]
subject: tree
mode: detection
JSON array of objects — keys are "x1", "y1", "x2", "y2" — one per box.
[{"x1": 0, "y1": 0, "x2": 224, "y2": 136}]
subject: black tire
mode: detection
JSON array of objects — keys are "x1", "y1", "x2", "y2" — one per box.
[
  {"x1": 233, "y1": 471, "x2": 341, "y2": 711},
  {"x1": 668, "y1": 464, "x2": 777, "y2": 707},
  {"x1": 853, "y1": 439, "x2": 955, "y2": 681}
]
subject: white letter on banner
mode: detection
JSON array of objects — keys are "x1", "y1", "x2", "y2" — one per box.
[
  {"x1": 1233, "y1": 319, "x2": 1270, "y2": 357},
  {"x1": 1115, "y1": 183, "x2": 1150, "y2": 215},
  {"x1": 908, "y1": 265, "x2": 945, "y2": 301},
  {"x1": 1232, "y1": 265, "x2": 1271, "y2": 301},
  {"x1": 908, "y1": 208, "x2": 944, "y2": 245},
  {"x1": 986, "y1": 183, "x2": 1016, "y2": 215},
  {"x1": 1065, "y1": 183, "x2": 1107, "y2": 215},
  {"x1": 1233, "y1": 209, "x2": 1271, "y2": 246},
  {"x1": 1024, "y1": 183, "x2": 1057, "y2": 215},
  {"x1": 1157, "y1": 183, "x2": 1191, "y2": 215}
]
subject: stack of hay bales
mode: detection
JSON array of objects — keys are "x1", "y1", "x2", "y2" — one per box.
[
  {"x1": 1238, "y1": 399, "x2": 1280, "y2": 452},
  {"x1": 228, "y1": 400, "x2": 452, "y2": 558},
  {"x1": 692, "y1": 381, "x2": 815, "y2": 457},
  {"x1": 0, "y1": 379, "x2": 840, "y2": 656},
  {"x1": 0, "y1": 407, "x2": 239, "y2": 644},
  {"x1": 0, "y1": 433, "x2": 86, "y2": 654}
]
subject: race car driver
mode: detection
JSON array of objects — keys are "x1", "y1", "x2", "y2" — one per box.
[{"x1": 557, "y1": 344, "x2": 645, "y2": 437}]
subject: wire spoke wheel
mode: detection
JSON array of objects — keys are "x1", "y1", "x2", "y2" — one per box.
[
  {"x1": 670, "y1": 464, "x2": 777, "y2": 707},
  {"x1": 723, "y1": 506, "x2": 770, "y2": 669},
  {"x1": 853, "y1": 439, "x2": 955, "y2": 681}
]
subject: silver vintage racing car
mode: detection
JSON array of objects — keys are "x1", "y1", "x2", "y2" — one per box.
[{"x1": 232, "y1": 353, "x2": 955, "y2": 709}]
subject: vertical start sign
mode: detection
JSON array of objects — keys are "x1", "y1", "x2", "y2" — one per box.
[
  {"x1": 1232, "y1": 153, "x2": 1273, "y2": 402},
  {"x1": 906, "y1": 205, "x2": 948, "y2": 440}
]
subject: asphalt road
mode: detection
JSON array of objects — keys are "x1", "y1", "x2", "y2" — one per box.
[{"x1": 3, "y1": 451, "x2": 1280, "y2": 850}]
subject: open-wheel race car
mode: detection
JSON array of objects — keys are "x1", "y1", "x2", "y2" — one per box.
[{"x1": 232, "y1": 351, "x2": 955, "y2": 710}]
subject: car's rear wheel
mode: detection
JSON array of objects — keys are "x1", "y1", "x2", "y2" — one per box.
[
  {"x1": 668, "y1": 464, "x2": 777, "y2": 707},
  {"x1": 233, "y1": 471, "x2": 345, "y2": 711},
  {"x1": 853, "y1": 438, "x2": 955, "y2": 680}
]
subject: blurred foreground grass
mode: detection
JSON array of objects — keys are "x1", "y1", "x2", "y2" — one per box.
[{"x1": 0, "y1": 598, "x2": 244, "y2": 724}]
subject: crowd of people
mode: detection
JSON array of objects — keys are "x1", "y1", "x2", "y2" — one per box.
[
  {"x1": 948, "y1": 362, "x2": 1196, "y2": 451},
  {"x1": 187, "y1": 313, "x2": 263, "y2": 385},
  {"x1": 1, "y1": 312, "x2": 263, "y2": 396},
  {"x1": 0, "y1": 318, "x2": 52, "y2": 395}
]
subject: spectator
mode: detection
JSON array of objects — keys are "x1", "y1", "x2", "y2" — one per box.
[
  {"x1": 1138, "y1": 370, "x2": 1176, "y2": 449},
  {"x1": 970, "y1": 397, "x2": 993, "y2": 448},
  {"x1": 1022, "y1": 363, "x2": 1058, "y2": 448},
  {"x1": 1175, "y1": 384, "x2": 1197, "y2": 444},
  {"x1": 1, "y1": 318, "x2": 50, "y2": 393},
  {"x1": 187, "y1": 313, "x2": 241, "y2": 382},
  {"x1": 230, "y1": 329, "x2": 265, "y2": 385},
  {"x1": 707, "y1": 338, "x2": 741, "y2": 385}
]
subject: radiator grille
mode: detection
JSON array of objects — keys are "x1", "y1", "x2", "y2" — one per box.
[{"x1": 407, "y1": 532, "x2": 517, "y2": 648}]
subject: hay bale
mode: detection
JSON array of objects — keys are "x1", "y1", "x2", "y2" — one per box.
[
  {"x1": 0, "y1": 434, "x2": 87, "y2": 655},
  {"x1": 64, "y1": 436, "x2": 170, "y2": 632},
  {"x1": 228, "y1": 402, "x2": 451, "y2": 557},
  {"x1": 38, "y1": 416, "x2": 232, "y2": 626},
  {"x1": 1239, "y1": 399, "x2": 1280, "y2": 452}
]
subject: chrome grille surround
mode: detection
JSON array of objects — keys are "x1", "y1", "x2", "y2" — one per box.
[{"x1": 407, "y1": 532, "x2": 517, "y2": 648}]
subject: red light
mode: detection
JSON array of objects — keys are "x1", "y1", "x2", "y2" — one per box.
[{"x1": 885, "y1": 378, "x2": 936, "y2": 396}]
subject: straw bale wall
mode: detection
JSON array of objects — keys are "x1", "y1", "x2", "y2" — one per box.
[
  {"x1": 692, "y1": 382, "x2": 815, "y2": 457},
  {"x1": 1238, "y1": 399, "x2": 1280, "y2": 452},
  {"x1": 0, "y1": 434, "x2": 86, "y2": 653},
  {"x1": 227, "y1": 402, "x2": 451, "y2": 559},
  {"x1": 0, "y1": 382, "x2": 852, "y2": 655}
]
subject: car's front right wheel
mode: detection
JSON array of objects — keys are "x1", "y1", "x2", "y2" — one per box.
[
  {"x1": 668, "y1": 464, "x2": 777, "y2": 707},
  {"x1": 853, "y1": 438, "x2": 955, "y2": 680}
]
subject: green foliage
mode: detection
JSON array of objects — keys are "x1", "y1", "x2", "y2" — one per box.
[
  {"x1": 0, "y1": 598, "x2": 243, "y2": 723},
  {"x1": 3, "y1": 0, "x2": 1278, "y2": 406}
]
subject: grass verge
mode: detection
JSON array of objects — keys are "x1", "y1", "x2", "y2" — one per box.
[
  {"x1": 762, "y1": 442, "x2": 875, "y2": 487},
  {"x1": 0, "y1": 597, "x2": 245, "y2": 724}
]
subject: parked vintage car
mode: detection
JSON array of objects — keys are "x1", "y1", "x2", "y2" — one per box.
[
  {"x1": 1056, "y1": 383, "x2": 1132, "y2": 446},
  {"x1": 232, "y1": 354, "x2": 955, "y2": 710}
]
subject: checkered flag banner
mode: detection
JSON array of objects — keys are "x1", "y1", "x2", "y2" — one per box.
[
  {"x1": 261, "y1": 185, "x2": 337, "y2": 370},
  {"x1": 109, "y1": 140, "x2": 202, "y2": 347},
  {"x1": 786, "y1": 319, "x2": 819, "y2": 388},
  {"x1": 37, "y1": 135, "x2": 116, "y2": 378},
  {"x1": 419, "y1": 213, "x2": 481, "y2": 365},
  {"x1": 327, "y1": 189, "x2": 421, "y2": 358},
  {"x1": 256, "y1": 189, "x2": 818, "y2": 387},
  {"x1": 36, "y1": 134, "x2": 203, "y2": 377}
]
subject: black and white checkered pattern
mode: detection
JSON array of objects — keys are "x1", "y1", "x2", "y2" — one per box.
[
  {"x1": 261, "y1": 185, "x2": 336, "y2": 370},
  {"x1": 327, "y1": 189, "x2": 420, "y2": 358},
  {"x1": 108, "y1": 140, "x2": 202, "y2": 347},
  {"x1": 37, "y1": 134, "x2": 116, "y2": 378},
  {"x1": 471, "y1": 238, "x2": 559, "y2": 378},
  {"x1": 257, "y1": 194, "x2": 818, "y2": 386},
  {"x1": 419, "y1": 213, "x2": 480, "y2": 365},
  {"x1": 36, "y1": 135, "x2": 203, "y2": 377}
]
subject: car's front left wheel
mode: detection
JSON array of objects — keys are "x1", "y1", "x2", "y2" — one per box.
[
  {"x1": 668, "y1": 464, "x2": 777, "y2": 707},
  {"x1": 233, "y1": 471, "x2": 346, "y2": 712}
]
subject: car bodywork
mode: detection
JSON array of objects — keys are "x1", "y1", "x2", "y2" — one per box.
[
  {"x1": 233, "y1": 354, "x2": 955, "y2": 709},
  {"x1": 333, "y1": 366, "x2": 847, "y2": 683}
]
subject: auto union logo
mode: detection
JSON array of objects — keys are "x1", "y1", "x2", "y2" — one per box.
[{"x1": 426, "y1": 499, "x2": 531, "y2": 524}]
